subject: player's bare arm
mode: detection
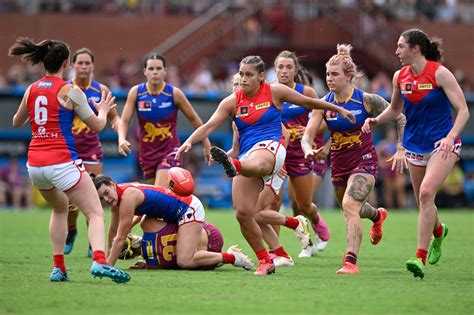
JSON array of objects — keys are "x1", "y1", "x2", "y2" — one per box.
[
  {"x1": 107, "y1": 188, "x2": 143, "y2": 265},
  {"x1": 117, "y1": 85, "x2": 138, "y2": 156},
  {"x1": 174, "y1": 87, "x2": 211, "y2": 161}
]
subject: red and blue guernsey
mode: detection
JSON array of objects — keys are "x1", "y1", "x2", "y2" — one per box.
[
  {"x1": 70, "y1": 79, "x2": 103, "y2": 161},
  {"x1": 234, "y1": 83, "x2": 282, "y2": 157},
  {"x1": 26, "y1": 76, "x2": 78, "y2": 167},
  {"x1": 397, "y1": 60, "x2": 457, "y2": 153},
  {"x1": 116, "y1": 183, "x2": 192, "y2": 222},
  {"x1": 323, "y1": 88, "x2": 378, "y2": 177},
  {"x1": 135, "y1": 82, "x2": 180, "y2": 164}
]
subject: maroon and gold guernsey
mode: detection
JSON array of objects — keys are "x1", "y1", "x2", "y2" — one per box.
[
  {"x1": 135, "y1": 82, "x2": 182, "y2": 178},
  {"x1": 70, "y1": 80, "x2": 104, "y2": 163},
  {"x1": 323, "y1": 88, "x2": 378, "y2": 186},
  {"x1": 141, "y1": 221, "x2": 224, "y2": 269}
]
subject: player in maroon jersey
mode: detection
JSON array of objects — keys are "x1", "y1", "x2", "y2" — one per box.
[
  {"x1": 121, "y1": 220, "x2": 225, "y2": 270},
  {"x1": 65, "y1": 47, "x2": 122, "y2": 257},
  {"x1": 303, "y1": 44, "x2": 406, "y2": 274},
  {"x1": 92, "y1": 174, "x2": 254, "y2": 271}
]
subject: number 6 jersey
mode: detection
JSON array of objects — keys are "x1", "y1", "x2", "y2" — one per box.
[{"x1": 26, "y1": 76, "x2": 78, "y2": 166}]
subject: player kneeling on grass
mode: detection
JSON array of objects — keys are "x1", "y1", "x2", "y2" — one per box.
[
  {"x1": 91, "y1": 173, "x2": 254, "y2": 270},
  {"x1": 119, "y1": 218, "x2": 232, "y2": 270}
]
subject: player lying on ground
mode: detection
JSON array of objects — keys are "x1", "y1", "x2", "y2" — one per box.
[{"x1": 91, "y1": 173, "x2": 254, "y2": 271}]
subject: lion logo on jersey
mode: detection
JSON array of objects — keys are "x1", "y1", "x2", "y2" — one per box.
[
  {"x1": 331, "y1": 131, "x2": 362, "y2": 151},
  {"x1": 143, "y1": 122, "x2": 173, "y2": 142},
  {"x1": 72, "y1": 115, "x2": 91, "y2": 134},
  {"x1": 286, "y1": 124, "x2": 305, "y2": 141}
]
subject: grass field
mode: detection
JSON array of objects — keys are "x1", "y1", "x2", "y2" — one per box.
[{"x1": 0, "y1": 208, "x2": 473, "y2": 315}]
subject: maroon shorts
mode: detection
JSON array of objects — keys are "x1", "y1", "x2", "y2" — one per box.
[
  {"x1": 331, "y1": 161, "x2": 378, "y2": 187},
  {"x1": 285, "y1": 157, "x2": 313, "y2": 177},
  {"x1": 199, "y1": 222, "x2": 224, "y2": 270},
  {"x1": 141, "y1": 149, "x2": 183, "y2": 180},
  {"x1": 313, "y1": 157, "x2": 329, "y2": 178}
]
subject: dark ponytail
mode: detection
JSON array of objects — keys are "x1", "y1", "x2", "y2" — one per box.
[
  {"x1": 90, "y1": 173, "x2": 115, "y2": 191},
  {"x1": 401, "y1": 29, "x2": 443, "y2": 62},
  {"x1": 8, "y1": 37, "x2": 70, "y2": 73}
]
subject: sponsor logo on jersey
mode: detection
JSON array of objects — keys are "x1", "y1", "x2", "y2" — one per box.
[
  {"x1": 350, "y1": 109, "x2": 362, "y2": 115},
  {"x1": 159, "y1": 102, "x2": 172, "y2": 109},
  {"x1": 418, "y1": 83, "x2": 433, "y2": 90},
  {"x1": 38, "y1": 81, "x2": 53, "y2": 88},
  {"x1": 236, "y1": 106, "x2": 249, "y2": 117},
  {"x1": 90, "y1": 96, "x2": 101, "y2": 102},
  {"x1": 255, "y1": 102, "x2": 270, "y2": 110},
  {"x1": 325, "y1": 110, "x2": 338, "y2": 121},
  {"x1": 138, "y1": 101, "x2": 152, "y2": 111},
  {"x1": 400, "y1": 82, "x2": 413, "y2": 94},
  {"x1": 32, "y1": 126, "x2": 59, "y2": 139}
]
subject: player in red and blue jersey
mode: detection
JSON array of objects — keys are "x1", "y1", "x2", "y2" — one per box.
[
  {"x1": 9, "y1": 37, "x2": 130, "y2": 283},
  {"x1": 118, "y1": 53, "x2": 210, "y2": 186},
  {"x1": 64, "y1": 48, "x2": 122, "y2": 256},
  {"x1": 303, "y1": 44, "x2": 407, "y2": 275},
  {"x1": 362, "y1": 29, "x2": 470, "y2": 279},
  {"x1": 177, "y1": 55, "x2": 355, "y2": 275},
  {"x1": 274, "y1": 51, "x2": 330, "y2": 258},
  {"x1": 92, "y1": 174, "x2": 254, "y2": 270}
]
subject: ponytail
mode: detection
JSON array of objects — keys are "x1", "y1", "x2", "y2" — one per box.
[{"x1": 8, "y1": 37, "x2": 70, "y2": 73}]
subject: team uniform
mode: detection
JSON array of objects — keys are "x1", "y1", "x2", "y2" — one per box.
[
  {"x1": 234, "y1": 83, "x2": 286, "y2": 194},
  {"x1": 135, "y1": 82, "x2": 182, "y2": 179},
  {"x1": 26, "y1": 76, "x2": 85, "y2": 191},
  {"x1": 281, "y1": 83, "x2": 314, "y2": 176},
  {"x1": 142, "y1": 221, "x2": 224, "y2": 269},
  {"x1": 312, "y1": 132, "x2": 329, "y2": 178},
  {"x1": 70, "y1": 79, "x2": 104, "y2": 164},
  {"x1": 116, "y1": 182, "x2": 204, "y2": 225},
  {"x1": 397, "y1": 60, "x2": 461, "y2": 166},
  {"x1": 323, "y1": 87, "x2": 378, "y2": 187}
]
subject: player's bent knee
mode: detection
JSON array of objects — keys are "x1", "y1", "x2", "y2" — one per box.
[
  {"x1": 177, "y1": 256, "x2": 196, "y2": 269},
  {"x1": 235, "y1": 209, "x2": 254, "y2": 223}
]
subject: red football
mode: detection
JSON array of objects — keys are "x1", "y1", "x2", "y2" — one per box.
[{"x1": 168, "y1": 167, "x2": 195, "y2": 196}]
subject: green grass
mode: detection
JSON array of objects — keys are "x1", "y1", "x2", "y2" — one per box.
[{"x1": 0, "y1": 209, "x2": 473, "y2": 315}]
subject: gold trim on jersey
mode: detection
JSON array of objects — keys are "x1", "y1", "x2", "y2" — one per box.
[
  {"x1": 72, "y1": 79, "x2": 92, "y2": 91},
  {"x1": 146, "y1": 82, "x2": 166, "y2": 96},
  {"x1": 334, "y1": 87, "x2": 354, "y2": 104}
]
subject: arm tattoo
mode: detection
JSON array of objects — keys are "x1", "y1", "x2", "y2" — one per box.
[
  {"x1": 363, "y1": 93, "x2": 390, "y2": 116},
  {"x1": 347, "y1": 175, "x2": 373, "y2": 202},
  {"x1": 395, "y1": 113, "x2": 407, "y2": 145}
]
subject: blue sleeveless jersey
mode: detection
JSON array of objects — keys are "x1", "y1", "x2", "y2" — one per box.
[
  {"x1": 117, "y1": 183, "x2": 190, "y2": 223},
  {"x1": 397, "y1": 61, "x2": 455, "y2": 153},
  {"x1": 69, "y1": 79, "x2": 102, "y2": 113},
  {"x1": 281, "y1": 83, "x2": 308, "y2": 123}
]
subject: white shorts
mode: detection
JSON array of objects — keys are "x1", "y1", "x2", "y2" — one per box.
[
  {"x1": 241, "y1": 140, "x2": 287, "y2": 195},
  {"x1": 405, "y1": 143, "x2": 461, "y2": 167},
  {"x1": 27, "y1": 159, "x2": 86, "y2": 192},
  {"x1": 178, "y1": 195, "x2": 205, "y2": 226}
]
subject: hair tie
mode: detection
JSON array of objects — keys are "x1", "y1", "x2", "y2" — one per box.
[{"x1": 338, "y1": 52, "x2": 349, "y2": 59}]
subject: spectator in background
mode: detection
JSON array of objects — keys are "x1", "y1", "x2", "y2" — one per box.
[
  {"x1": 371, "y1": 72, "x2": 392, "y2": 100},
  {"x1": 436, "y1": 161, "x2": 466, "y2": 208},
  {"x1": 376, "y1": 128, "x2": 407, "y2": 209},
  {"x1": 1, "y1": 155, "x2": 33, "y2": 210}
]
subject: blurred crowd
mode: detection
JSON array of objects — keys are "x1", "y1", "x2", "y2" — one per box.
[{"x1": 1, "y1": 0, "x2": 472, "y2": 23}]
